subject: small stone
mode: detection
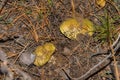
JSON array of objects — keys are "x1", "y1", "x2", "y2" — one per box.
[
  {"x1": 19, "y1": 53, "x2": 35, "y2": 66},
  {"x1": 63, "y1": 47, "x2": 71, "y2": 56}
]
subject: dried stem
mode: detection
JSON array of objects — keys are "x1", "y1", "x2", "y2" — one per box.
[
  {"x1": 0, "y1": 0, "x2": 9, "y2": 14},
  {"x1": 13, "y1": 43, "x2": 29, "y2": 64},
  {"x1": 71, "y1": 0, "x2": 75, "y2": 18},
  {"x1": 110, "y1": 39, "x2": 120, "y2": 80}
]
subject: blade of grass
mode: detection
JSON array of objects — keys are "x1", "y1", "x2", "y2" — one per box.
[{"x1": 107, "y1": 12, "x2": 120, "y2": 80}]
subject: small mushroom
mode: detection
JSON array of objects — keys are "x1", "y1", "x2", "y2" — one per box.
[
  {"x1": 60, "y1": 18, "x2": 94, "y2": 40},
  {"x1": 33, "y1": 42, "x2": 56, "y2": 66}
]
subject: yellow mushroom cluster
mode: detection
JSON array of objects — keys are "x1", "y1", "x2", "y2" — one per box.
[{"x1": 31, "y1": 16, "x2": 95, "y2": 67}]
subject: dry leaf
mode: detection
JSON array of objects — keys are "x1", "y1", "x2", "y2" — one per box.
[
  {"x1": 31, "y1": 28, "x2": 39, "y2": 42},
  {"x1": 7, "y1": 52, "x2": 17, "y2": 58}
]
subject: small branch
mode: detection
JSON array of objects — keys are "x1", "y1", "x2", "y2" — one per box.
[
  {"x1": 71, "y1": 0, "x2": 75, "y2": 18},
  {"x1": 110, "y1": 39, "x2": 120, "y2": 80},
  {"x1": 0, "y1": 0, "x2": 9, "y2": 14},
  {"x1": 112, "y1": 34, "x2": 120, "y2": 50},
  {"x1": 73, "y1": 54, "x2": 112, "y2": 80},
  {"x1": 106, "y1": 0, "x2": 120, "y2": 15},
  {"x1": 13, "y1": 43, "x2": 29, "y2": 64}
]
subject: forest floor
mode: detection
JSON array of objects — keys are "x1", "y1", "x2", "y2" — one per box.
[{"x1": 0, "y1": 0, "x2": 120, "y2": 80}]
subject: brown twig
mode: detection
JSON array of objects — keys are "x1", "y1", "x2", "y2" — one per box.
[
  {"x1": 13, "y1": 43, "x2": 29, "y2": 64},
  {"x1": 108, "y1": 11, "x2": 119, "y2": 80},
  {"x1": 110, "y1": 37, "x2": 120, "y2": 80},
  {"x1": 106, "y1": 0, "x2": 120, "y2": 15},
  {"x1": 23, "y1": 14, "x2": 39, "y2": 42},
  {"x1": 110, "y1": 44, "x2": 120, "y2": 80},
  {"x1": 71, "y1": 0, "x2": 75, "y2": 18},
  {"x1": 0, "y1": 0, "x2": 9, "y2": 14}
]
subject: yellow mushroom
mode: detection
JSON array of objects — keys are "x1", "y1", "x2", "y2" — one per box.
[
  {"x1": 60, "y1": 18, "x2": 81, "y2": 40},
  {"x1": 96, "y1": 0, "x2": 106, "y2": 8},
  {"x1": 60, "y1": 18, "x2": 94, "y2": 40},
  {"x1": 33, "y1": 43, "x2": 56, "y2": 66},
  {"x1": 80, "y1": 19, "x2": 94, "y2": 36}
]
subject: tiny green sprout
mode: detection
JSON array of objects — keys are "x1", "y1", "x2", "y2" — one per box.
[{"x1": 94, "y1": 13, "x2": 117, "y2": 44}]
